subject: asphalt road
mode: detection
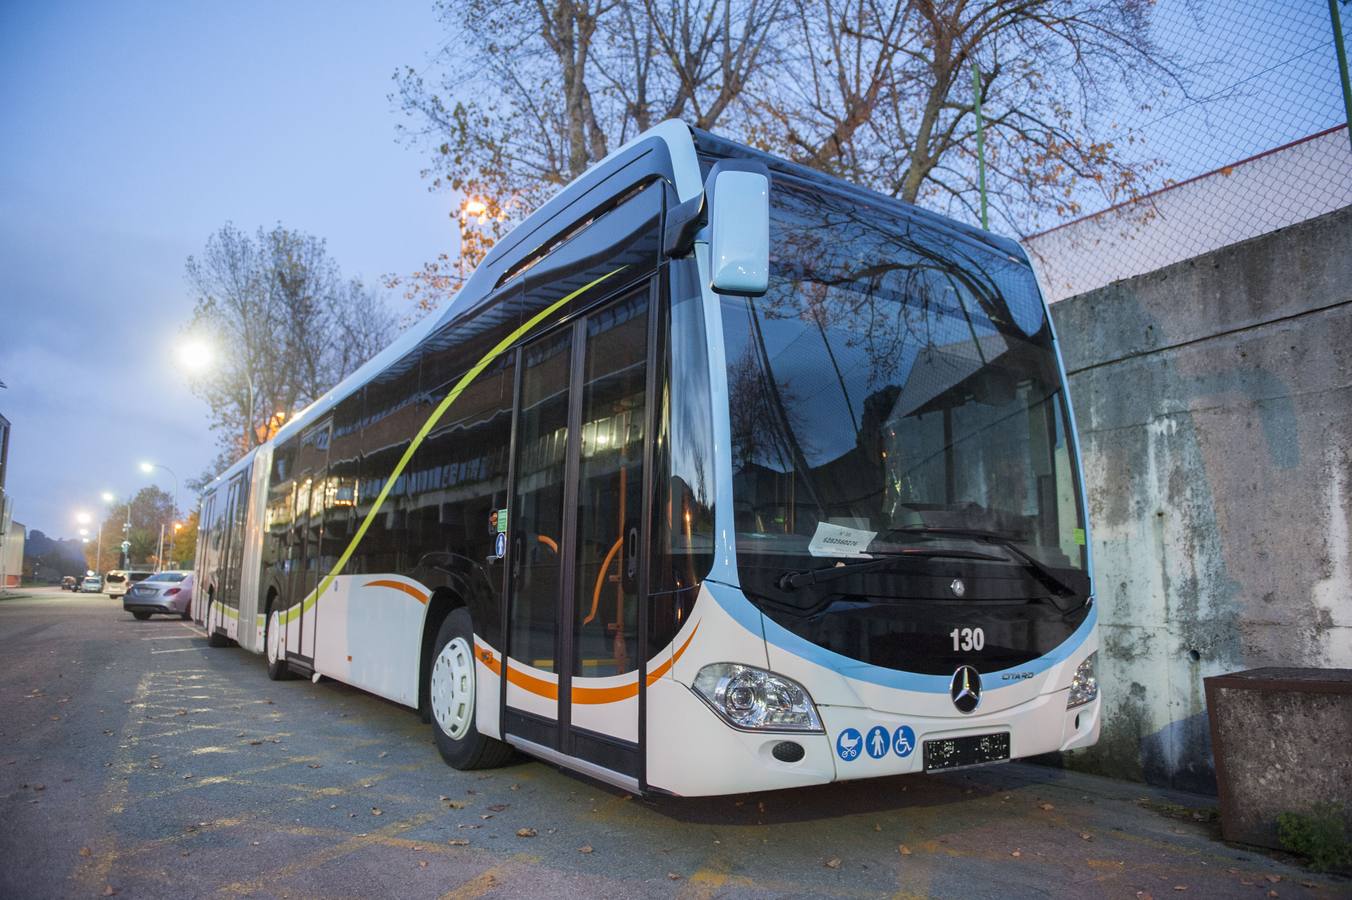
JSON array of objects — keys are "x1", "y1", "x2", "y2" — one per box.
[{"x1": 0, "y1": 585, "x2": 1344, "y2": 899}]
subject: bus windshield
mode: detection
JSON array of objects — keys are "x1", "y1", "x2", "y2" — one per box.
[{"x1": 720, "y1": 177, "x2": 1088, "y2": 639}]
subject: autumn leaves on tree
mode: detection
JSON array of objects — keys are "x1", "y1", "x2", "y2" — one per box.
[{"x1": 391, "y1": 0, "x2": 1184, "y2": 312}]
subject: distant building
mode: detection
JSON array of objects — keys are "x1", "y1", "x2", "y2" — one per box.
[
  {"x1": 1025, "y1": 127, "x2": 1352, "y2": 304},
  {"x1": 1, "y1": 520, "x2": 23, "y2": 589},
  {"x1": 0, "y1": 412, "x2": 15, "y2": 589}
]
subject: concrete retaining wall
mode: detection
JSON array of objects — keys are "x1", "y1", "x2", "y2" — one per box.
[{"x1": 1048, "y1": 205, "x2": 1352, "y2": 792}]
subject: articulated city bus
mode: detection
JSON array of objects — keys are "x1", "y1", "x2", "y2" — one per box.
[{"x1": 193, "y1": 121, "x2": 1098, "y2": 797}]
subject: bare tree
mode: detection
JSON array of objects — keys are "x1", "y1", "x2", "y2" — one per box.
[
  {"x1": 184, "y1": 224, "x2": 396, "y2": 474},
  {"x1": 391, "y1": 0, "x2": 785, "y2": 312},
  {"x1": 394, "y1": 1, "x2": 1187, "y2": 307},
  {"x1": 760, "y1": 0, "x2": 1183, "y2": 232}
]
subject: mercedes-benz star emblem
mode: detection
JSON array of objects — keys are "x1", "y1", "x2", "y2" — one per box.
[
  {"x1": 950, "y1": 665, "x2": 982, "y2": 713},
  {"x1": 949, "y1": 578, "x2": 966, "y2": 597}
]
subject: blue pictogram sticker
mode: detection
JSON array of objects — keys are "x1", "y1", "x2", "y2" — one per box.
[
  {"x1": 494, "y1": 532, "x2": 507, "y2": 559},
  {"x1": 893, "y1": 724, "x2": 916, "y2": 758},
  {"x1": 836, "y1": 728, "x2": 862, "y2": 761},
  {"x1": 865, "y1": 725, "x2": 890, "y2": 759}
]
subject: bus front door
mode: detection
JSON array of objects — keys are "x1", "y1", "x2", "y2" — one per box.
[{"x1": 504, "y1": 283, "x2": 654, "y2": 785}]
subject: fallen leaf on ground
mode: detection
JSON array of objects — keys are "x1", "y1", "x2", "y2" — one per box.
[
  {"x1": 1079, "y1": 832, "x2": 1093, "y2": 841},
  {"x1": 667, "y1": 873, "x2": 682, "y2": 881},
  {"x1": 79, "y1": 847, "x2": 91, "y2": 857},
  {"x1": 1037, "y1": 802, "x2": 1054, "y2": 811},
  {"x1": 444, "y1": 800, "x2": 466, "y2": 809},
  {"x1": 307, "y1": 763, "x2": 321, "y2": 769},
  {"x1": 487, "y1": 804, "x2": 508, "y2": 812},
  {"x1": 509, "y1": 783, "x2": 520, "y2": 791},
  {"x1": 824, "y1": 857, "x2": 841, "y2": 869},
  {"x1": 1264, "y1": 876, "x2": 1281, "y2": 884},
  {"x1": 371, "y1": 808, "x2": 383, "y2": 816},
  {"x1": 448, "y1": 839, "x2": 469, "y2": 846},
  {"x1": 418, "y1": 861, "x2": 427, "y2": 868},
  {"x1": 578, "y1": 845, "x2": 593, "y2": 854},
  {"x1": 1173, "y1": 887, "x2": 1187, "y2": 892},
  {"x1": 1011, "y1": 850, "x2": 1022, "y2": 858},
  {"x1": 102, "y1": 887, "x2": 116, "y2": 896},
  {"x1": 516, "y1": 828, "x2": 537, "y2": 838},
  {"x1": 898, "y1": 845, "x2": 912, "y2": 856}
]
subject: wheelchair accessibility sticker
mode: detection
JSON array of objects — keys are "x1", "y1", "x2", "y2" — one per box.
[
  {"x1": 836, "y1": 728, "x2": 862, "y2": 761},
  {"x1": 893, "y1": 725, "x2": 916, "y2": 758}
]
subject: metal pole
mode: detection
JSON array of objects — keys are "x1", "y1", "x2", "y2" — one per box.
[
  {"x1": 156, "y1": 523, "x2": 165, "y2": 572},
  {"x1": 1331, "y1": 0, "x2": 1352, "y2": 154},
  {"x1": 95, "y1": 520, "x2": 103, "y2": 578},
  {"x1": 972, "y1": 63, "x2": 989, "y2": 229},
  {"x1": 244, "y1": 370, "x2": 255, "y2": 450},
  {"x1": 123, "y1": 501, "x2": 132, "y2": 568}
]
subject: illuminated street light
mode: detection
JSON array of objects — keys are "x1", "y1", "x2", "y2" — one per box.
[
  {"x1": 101, "y1": 491, "x2": 115, "y2": 503},
  {"x1": 175, "y1": 338, "x2": 213, "y2": 374},
  {"x1": 76, "y1": 511, "x2": 91, "y2": 525},
  {"x1": 173, "y1": 337, "x2": 257, "y2": 449},
  {"x1": 79, "y1": 528, "x2": 89, "y2": 537}
]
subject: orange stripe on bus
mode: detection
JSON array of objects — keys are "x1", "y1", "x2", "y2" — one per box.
[
  {"x1": 363, "y1": 579, "x2": 430, "y2": 604},
  {"x1": 474, "y1": 622, "x2": 700, "y2": 705}
]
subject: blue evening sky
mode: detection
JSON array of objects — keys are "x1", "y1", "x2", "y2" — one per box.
[{"x1": 1, "y1": 1, "x2": 453, "y2": 537}]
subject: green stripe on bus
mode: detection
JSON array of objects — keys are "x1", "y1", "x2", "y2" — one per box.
[{"x1": 278, "y1": 265, "x2": 628, "y2": 627}]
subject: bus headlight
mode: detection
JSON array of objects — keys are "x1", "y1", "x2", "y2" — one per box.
[
  {"x1": 1067, "y1": 652, "x2": 1098, "y2": 708},
  {"x1": 692, "y1": 663, "x2": 823, "y2": 732}
]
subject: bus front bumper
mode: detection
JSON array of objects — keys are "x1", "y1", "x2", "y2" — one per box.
[{"x1": 645, "y1": 676, "x2": 1100, "y2": 797}]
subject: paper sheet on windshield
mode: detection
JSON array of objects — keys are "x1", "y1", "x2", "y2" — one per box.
[{"x1": 807, "y1": 522, "x2": 877, "y2": 558}]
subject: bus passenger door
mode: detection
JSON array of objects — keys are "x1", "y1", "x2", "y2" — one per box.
[
  {"x1": 289, "y1": 419, "x2": 331, "y2": 666},
  {"x1": 504, "y1": 283, "x2": 653, "y2": 785}
]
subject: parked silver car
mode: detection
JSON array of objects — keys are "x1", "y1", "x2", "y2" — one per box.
[
  {"x1": 79, "y1": 575, "x2": 103, "y2": 593},
  {"x1": 123, "y1": 571, "x2": 194, "y2": 620}
]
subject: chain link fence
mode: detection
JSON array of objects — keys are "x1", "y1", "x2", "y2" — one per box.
[{"x1": 1026, "y1": 0, "x2": 1352, "y2": 303}]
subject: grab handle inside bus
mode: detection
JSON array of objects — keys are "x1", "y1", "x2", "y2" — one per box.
[{"x1": 706, "y1": 159, "x2": 770, "y2": 297}]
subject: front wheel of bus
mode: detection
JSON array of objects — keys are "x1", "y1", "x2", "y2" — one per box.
[{"x1": 429, "y1": 609, "x2": 512, "y2": 770}]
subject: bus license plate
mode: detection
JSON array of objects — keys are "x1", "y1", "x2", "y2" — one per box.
[{"x1": 924, "y1": 732, "x2": 1010, "y2": 771}]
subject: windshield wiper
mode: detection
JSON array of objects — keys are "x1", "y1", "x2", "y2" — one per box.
[
  {"x1": 777, "y1": 547, "x2": 1004, "y2": 591},
  {"x1": 884, "y1": 526, "x2": 1082, "y2": 608}
]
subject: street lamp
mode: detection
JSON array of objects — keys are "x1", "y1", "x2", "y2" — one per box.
[
  {"x1": 76, "y1": 511, "x2": 91, "y2": 526},
  {"x1": 140, "y1": 462, "x2": 179, "y2": 570},
  {"x1": 176, "y1": 338, "x2": 257, "y2": 450}
]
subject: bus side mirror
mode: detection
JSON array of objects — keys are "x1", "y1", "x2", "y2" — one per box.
[{"x1": 706, "y1": 160, "x2": 770, "y2": 296}]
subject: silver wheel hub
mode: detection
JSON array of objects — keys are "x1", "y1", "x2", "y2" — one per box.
[
  {"x1": 267, "y1": 611, "x2": 281, "y2": 664},
  {"x1": 430, "y1": 635, "x2": 475, "y2": 740}
]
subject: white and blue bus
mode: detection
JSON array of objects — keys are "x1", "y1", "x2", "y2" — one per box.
[{"x1": 193, "y1": 121, "x2": 1098, "y2": 797}]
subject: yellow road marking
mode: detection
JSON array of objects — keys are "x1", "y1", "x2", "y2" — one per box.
[{"x1": 438, "y1": 866, "x2": 505, "y2": 900}]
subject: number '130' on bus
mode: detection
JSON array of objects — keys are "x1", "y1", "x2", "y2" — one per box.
[{"x1": 193, "y1": 121, "x2": 1099, "y2": 797}]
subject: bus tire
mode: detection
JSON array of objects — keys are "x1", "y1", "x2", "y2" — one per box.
[
  {"x1": 429, "y1": 608, "x2": 512, "y2": 770},
  {"x1": 265, "y1": 608, "x2": 290, "y2": 681}
]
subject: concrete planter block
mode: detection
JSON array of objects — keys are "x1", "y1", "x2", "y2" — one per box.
[{"x1": 1204, "y1": 667, "x2": 1352, "y2": 849}]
